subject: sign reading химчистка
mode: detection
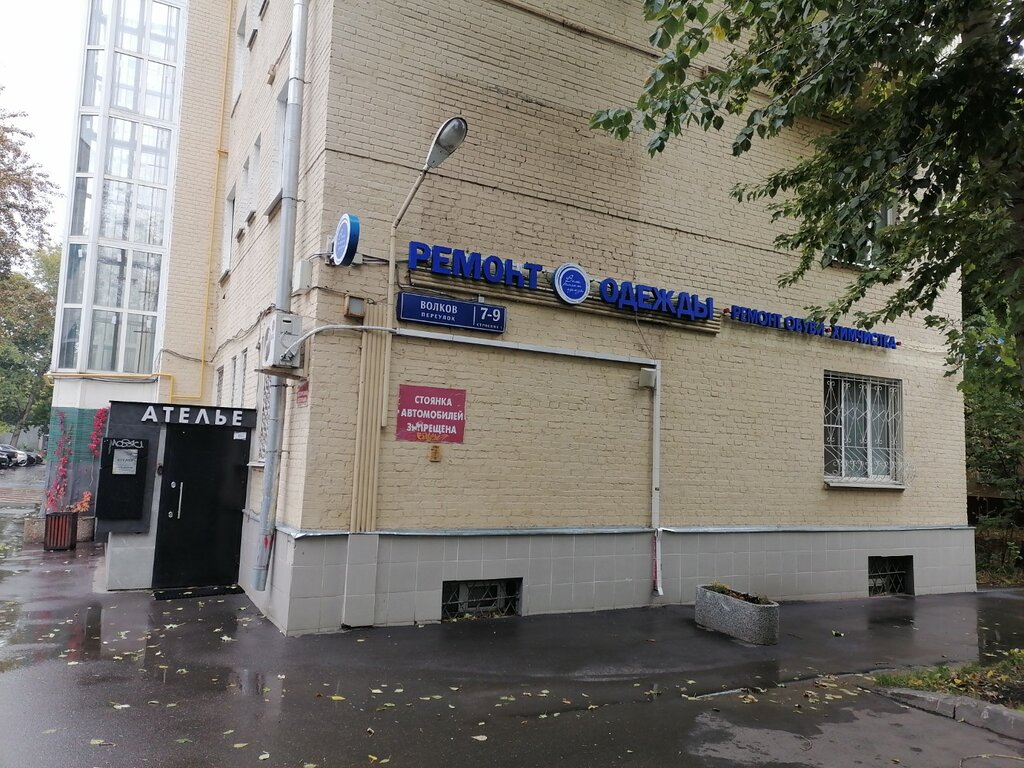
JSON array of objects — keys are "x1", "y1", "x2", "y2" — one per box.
[
  {"x1": 725, "y1": 305, "x2": 900, "y2": 350},
  {"x1": 407, "y1": 241, "x2": 716, "y2": 322}
]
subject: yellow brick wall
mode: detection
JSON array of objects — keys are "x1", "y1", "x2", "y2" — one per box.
[
  {"x1": 377, "y1": 337, "x2": 653, "y2": 530},
  {"x1": 157, "y1": 0, "x2": 231, "y2": 402},
  {"x1": 206, "y1": 0, "x2": 966, "y2": 532}
]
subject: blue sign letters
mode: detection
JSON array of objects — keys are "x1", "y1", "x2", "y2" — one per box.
[
  {"x1": 407, "y1": 241, "x2": 715, "y2": 323},
  {"x1": 726, "y1": 305, "x2": 899, "y2": 350}
]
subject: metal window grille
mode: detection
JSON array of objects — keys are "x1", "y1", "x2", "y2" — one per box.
[
  {"x1": 824, "y1": 372, "x2": 904, "y2": 483},
  {"x1": 868, "y1": 556, "x2": 914, "y2": 596},
  {"x1": 442, "y1": 579, "x2": 521, "y2": 620}
]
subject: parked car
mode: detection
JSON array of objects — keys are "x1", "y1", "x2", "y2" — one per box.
[
  {"x1": 30, "y1": 451, "x2": 44, "y2": 464},
  {"x1": 0, "y1": 453, "x2": 9, "y2": 469},
  {"x1": 0, "y1": 445, "x2": 19, "y2": 468},
  {"x1": 0, "y1": 445, "x2": 28, "y2": 467}
]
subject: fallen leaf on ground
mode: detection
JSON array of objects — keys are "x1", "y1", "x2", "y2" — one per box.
[
  {"x1": 89, "y1": 738, "x2": 115, "y2": 746},
  {"x1": 330, "y1": 695, "x2": 346, "y2": 701},
  {"x1": 232, "y1": 743, "x2": 248, "y2": 748},
  {"x1": 259, "y1": 751, "x2": 270, "y2": 760},
  {"x1": 175, "y1": 738, "x2": 192, "y2": 744},
  {"x1": 472, "y1": 735, "x2": 488, "y2": 741}
]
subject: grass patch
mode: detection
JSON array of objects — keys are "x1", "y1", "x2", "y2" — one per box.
[
  {"x1": 703, "y1": 582, "x2": 774, "y2": 605},
  {"x1": 874, "y1": 649, "x2": 1024, "y2": 710}
]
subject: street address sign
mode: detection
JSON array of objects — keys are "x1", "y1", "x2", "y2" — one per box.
[{"x1": 397, "y1": 292, "x2": 506, "y2": 334}]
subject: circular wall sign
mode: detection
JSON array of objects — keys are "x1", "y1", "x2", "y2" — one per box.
[
  {"x1": 329, "y1": 213, "x2": 360, "y2": 266},
  {"x1": 552, "y1": 263, "x2": 591, "y2": 305}
]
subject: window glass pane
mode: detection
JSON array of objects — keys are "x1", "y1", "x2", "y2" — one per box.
[
  {"x1": 58, "y1": 308, "x2": 82, "y2": 369},
  {"x1": 87, "y1": 0, "x2": 113, "y2": 46},
  {"x1": 870, "y1": 384, "x2": 892, "y2": 477},
  {"x1": 142, "y1": 61, "x2": 175, "y2": 121},
  {"x1": 82, "y1": 49, "x2": 106, "y2": 107},
  {"x1": 112, "y1": 53, "x2": 142, "y2": 112},
  {"x1": 134, "y1": 186, "x2": 166, "y2": 246},
  {"x1": 70, "y1": 178, "x2": 94, "y2": 237},
  {"x1": 76, "y1": 116, "x2": 99, "y2": 174},
  {"x1": 94, "y1": 246, "x2": 127, "y2": 307},
  {"x1": 823, "y1": 376, "x2": 841, "y2": 476},
  {"x1": 116, "y1": 0, "x2": 145, "y2": 52},
  {"x1": 106, "y1": 118, "x2": 137, "y2": 177},
  {"x1": 841, "y1": 380, "x2": 868, "y2": 477},
  {"x1": 149, "y1": 2, "x2": 180, "y2": 61},
  {"x1": 64, "y1": 244, "x2": 88, "y2": 304},
  {"x1": 100, "y1": 180, "x2": 133, "y2": 240},
  {"x1": 139, "y1": 125, "x2": 170, "y2": 184},
  {"x1": 129, "y1": 251, "x2": 161, "y2": 311},
  {"x1": 123, "y1": 314, "x2": 156, "y2": 373},
  {"x1": 89, "y1": 310, "x2": 121, "y2": 371}
]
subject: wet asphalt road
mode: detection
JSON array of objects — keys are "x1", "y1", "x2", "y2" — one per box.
[{"x1": 0, "y1": 506, "x2": 1022, "y2": 767}]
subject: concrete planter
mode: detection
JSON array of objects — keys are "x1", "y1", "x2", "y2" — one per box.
[{"x1": 694, "y1": 584, "x2": 779, "y2": 645}]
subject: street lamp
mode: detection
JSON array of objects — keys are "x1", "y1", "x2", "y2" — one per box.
[{"x1": 382, "y1": 117, "x2": 469, "y2": 425}]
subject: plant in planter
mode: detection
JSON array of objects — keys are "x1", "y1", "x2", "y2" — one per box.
[{"x1": 695, "y1": 582, "x2": 780, "y2": 645}]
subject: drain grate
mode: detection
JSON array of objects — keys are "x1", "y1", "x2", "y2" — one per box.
[
  {"x1": 442, "y1": 579, "x2": 521, "y2": 620},
  {"x1": 868, "y1": 555, "x2": 914, "y2": 596}
]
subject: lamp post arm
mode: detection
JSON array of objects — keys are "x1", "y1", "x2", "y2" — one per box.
[{"x1": 382, "y1": 167, "x2": 429, "y2": 427}]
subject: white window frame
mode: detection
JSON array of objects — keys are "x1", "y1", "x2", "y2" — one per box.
[
  {"x1": 232, "y1": 7, "x2": 247, "y2": 105},
  {"x1": 221, "y1": 186, "x2": 236, "y2": 276}
]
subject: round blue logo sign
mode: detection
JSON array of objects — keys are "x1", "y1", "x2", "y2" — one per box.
[
  {"x1": 329, "y1": 213, "x2": 360, "y2": 267},
  {"x1": 552, "y1": 263, "x2": 591, "y2": 305}
]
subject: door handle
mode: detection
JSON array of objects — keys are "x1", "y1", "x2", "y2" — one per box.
[{"x1": 177, "y1": 481, "x2": 185, "y2": 519}]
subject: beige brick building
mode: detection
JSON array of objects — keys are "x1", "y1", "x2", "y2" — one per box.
[{"x1": 51, "y1": 0, "x2": 973, "y2": 634}]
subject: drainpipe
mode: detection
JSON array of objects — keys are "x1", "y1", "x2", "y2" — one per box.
[
  {"x1": 253, "y1": 0, "x2": 309, "y2": 592},
  {"x1": 651, "y1": 362, "x2": 663, "y2": 596}
]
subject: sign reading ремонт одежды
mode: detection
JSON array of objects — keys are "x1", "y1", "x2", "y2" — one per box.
[{"x1": 407, "y1": 241, "x2": 715, "y2": 322}]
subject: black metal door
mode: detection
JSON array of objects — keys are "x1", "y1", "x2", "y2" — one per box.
[{"x1": 153, "y1": 425, "x2": 251, "y2": 589}]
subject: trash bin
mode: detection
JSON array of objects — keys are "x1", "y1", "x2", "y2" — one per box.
[{"x1": 43, "y1": 511, "x2": 78, "y2": 551}]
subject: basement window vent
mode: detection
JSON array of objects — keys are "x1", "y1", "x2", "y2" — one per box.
[
  {"x1": 442, "y1": 579, "x2": 521, "y2": 620},
  {"x1": 868, "y1": 555, "x2": 914, "y2": 596}
]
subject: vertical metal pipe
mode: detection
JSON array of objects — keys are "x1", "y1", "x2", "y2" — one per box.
[
  {"x1": 253, "y1": 0, "x2": 309, "y2": 592},
  {"x1": 651, "y1": 362, "x2": 663, "y2": 595}
]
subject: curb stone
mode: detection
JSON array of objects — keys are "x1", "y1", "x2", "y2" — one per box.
[{"x1": 879, "y1": 688, "x2": 1024, "y2": 742}]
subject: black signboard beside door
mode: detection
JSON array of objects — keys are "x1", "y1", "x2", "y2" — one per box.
[
  {"x1": 96, "y1": 438, "x2": 149, "y2": 520},
  {"x1": 152, "y1": 425, "x2": 251, "y2": 589}
]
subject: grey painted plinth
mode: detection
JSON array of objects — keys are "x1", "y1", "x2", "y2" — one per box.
[{"x1": 694, "y1": 584, "x2": 779, "y2": 645}]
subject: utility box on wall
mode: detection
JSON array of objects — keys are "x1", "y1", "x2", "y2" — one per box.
[{"x1": 95, "y1": 438, "x2": 150, "y2": 522}]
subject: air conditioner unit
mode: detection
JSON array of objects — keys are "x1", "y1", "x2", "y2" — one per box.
[{"x1": 261, "y1": 312, "x2": 304, "y2": 369}]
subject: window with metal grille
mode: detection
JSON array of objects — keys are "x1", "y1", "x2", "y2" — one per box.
[
  {"x1": 824, "y1": 372, "x2": 904, "y2": 484},
  {"x1": 868, "y1": 556, "x2": 914, "y2": 596},
  {"x1": 442, "y1": 579, "x2": 521, "y2": 620}
]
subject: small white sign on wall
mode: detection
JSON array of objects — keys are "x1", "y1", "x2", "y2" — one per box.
[{"x1": 111, "y1": 448, "x2": 139, "y2": 476}]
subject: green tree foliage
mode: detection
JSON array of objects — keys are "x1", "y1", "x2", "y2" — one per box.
[
  {"x1": 592, "y1": 0, "x2": 1023, "y2": 364},
  {"x1": 957, "y1": 309, "x2": 1024, "y2": 504},
  {"x1": 0, "y1": 244, "x2": 58, "y2": 443},
  {"x1": 0, "y1": 89, "x2": 54, "y2": 276}
]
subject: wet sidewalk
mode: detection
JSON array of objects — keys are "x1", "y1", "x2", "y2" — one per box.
[{"x1": 0, "y1": 512, "x2": 1021, "y2": 767}]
